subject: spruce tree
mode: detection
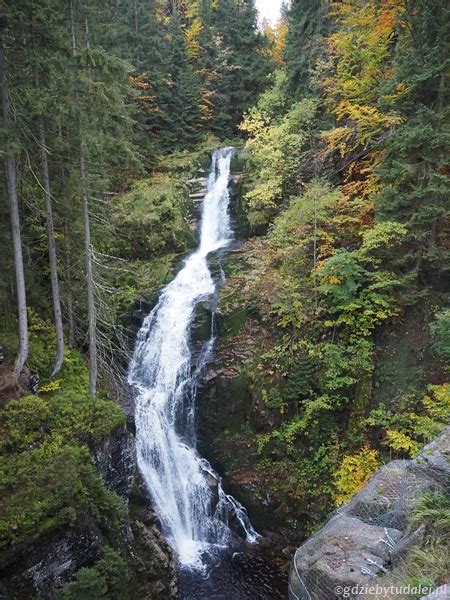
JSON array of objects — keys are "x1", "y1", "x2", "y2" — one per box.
[
  {"x1": 284, "y1": 0, "x2": 330, "y2": 96},
  {"x1": 0, "y1": 23, "x2": 29, "y2": 378},
  {"x1": 376, "y1": 0, "x2": 450, "y2": 290}
]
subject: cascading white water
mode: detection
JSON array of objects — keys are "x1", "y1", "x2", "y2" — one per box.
[{"x1": 128, "y1": 148, "x2": 258, "y2": 569}]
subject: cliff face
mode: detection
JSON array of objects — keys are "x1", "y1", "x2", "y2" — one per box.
[
  {"x1": 0, "y1": 425, "x2": 177, "y2": 600},
  {"x1": 288, "y1": 429, "x2": 450, "y2": 600}
]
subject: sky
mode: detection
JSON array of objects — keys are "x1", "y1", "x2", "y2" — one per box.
[{"x1": 255, "y1": 0, "x2": 283, "y2": 24}]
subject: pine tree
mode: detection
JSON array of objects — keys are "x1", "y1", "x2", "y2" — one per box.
[
  {"x1": 158, "y1": 6, "x2": 203, "y2": 149},
  {"x1": 0, "y1": 23, "x2": 29, "y2": 379},
  {"x1": 206, "y1": 0, "x2": 273, "y2": 131},
  {"x1": 284, "y1": 0, "x2": 330, "y2": 96},
  {"x1": 376, "y1": 0, "x2": 450, "y2": 290}
]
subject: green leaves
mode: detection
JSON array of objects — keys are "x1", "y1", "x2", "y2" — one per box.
[
  {"x1": 317, "y1": 221, "x2": 406, "y2": 337},
  {"x1": 430, "y1": 310, "x2": 450, "y2": 363},
  {"x1": 358, "y1": 221, "x2": 407, "y2": 264},
  {"x1": 319, "y1": 250, "x2": 366, "y2": 308},
  {"x1": 241, "y1": 89, "x2": 318, "y2": 211},
  {"x1": 58, "y1": 547, "x2": 128, "y2": 600}
]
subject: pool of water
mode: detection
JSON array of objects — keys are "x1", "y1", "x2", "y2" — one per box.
[{"x1": 179, "y1": 547, "x2": 288, "y2": 599}]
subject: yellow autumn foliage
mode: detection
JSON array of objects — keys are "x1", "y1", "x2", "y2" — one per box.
[{"x1": 334, "y1": 446, "x2": 379, "y2": 506}]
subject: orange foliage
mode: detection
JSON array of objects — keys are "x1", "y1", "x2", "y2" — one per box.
[
  {"x1": 262, "y1": 18, "x2": 288, "y2": 66},
  {"x1": 321, "y1": 1, "x2": 407, "y2": 199}
]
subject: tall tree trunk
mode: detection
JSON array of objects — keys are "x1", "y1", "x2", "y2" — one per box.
[
  {"x1": 80, "y1": 151, "x2": 97, "y2": 396},
  {"x1": 0, "y1": 27, "x2": 29, "y2": 379},
  {"x1": 57, "y1": 124, "x2": 76, "y2": 348},
  {"x1": 63, "y1": 215, "x2": 76, "y2": 348},
  {"x1": 313, "y1": 185, "x2": 318, "y2": 313},
  {"x1": 38, "y1": 120, "x2": 65, "y2": 377},
  {"x1": 70, "y1": 0, "x2": 98, "y2": 395}
]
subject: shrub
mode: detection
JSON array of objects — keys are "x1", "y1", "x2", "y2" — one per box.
[
  {"x1": 333, "y1": 446, "x2": 379, "y2": 506},
  {"x1": 58, "y1": 547, "x2": 128, "y2": 600}
]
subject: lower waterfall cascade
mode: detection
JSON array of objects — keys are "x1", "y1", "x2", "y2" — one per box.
[{"x1": 128, "y1": 147, "x2": 259, "y2": 569}]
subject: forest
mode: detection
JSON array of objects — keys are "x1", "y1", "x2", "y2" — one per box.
[{"x1": 0, "y1": 0, "x2": 449, "y2": 599}]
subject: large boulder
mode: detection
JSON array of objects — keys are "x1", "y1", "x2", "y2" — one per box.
[
  {"x1": 290, "y1": 516, "x2": 402, "y2": 600},
  {"x1": 289, "y1": 428, "x2": 450, "y2": 600}
]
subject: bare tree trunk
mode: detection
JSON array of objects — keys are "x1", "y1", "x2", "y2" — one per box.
[
  {"x1": 38, "y1": 120, "x2": 64, "y2": 377},
  {"x1": 70, "y1": 0, "x2": 98, "y2": 395},
  {"x1": 57, "y1": 124, "x2": 76, "y2": 348},
  {"x1": 0, "y1": 27, "x2": 28, "y2": 378},
  {"x1": 80, "y1": 152, "x2": 98, "y2": 396},
  {"x1": 63, "y1": 215, "x2": 76, "y2": 347}
]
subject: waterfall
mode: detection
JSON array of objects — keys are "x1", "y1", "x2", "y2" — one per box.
[{"x1": 128, "y1": 148, "x2": 259, "y2": 569}]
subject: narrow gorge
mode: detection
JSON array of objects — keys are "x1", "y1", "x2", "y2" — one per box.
[{"x1": 0, "y1": 1, "x2": 448, "y2": 599}]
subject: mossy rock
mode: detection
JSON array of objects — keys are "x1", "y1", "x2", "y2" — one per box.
[
  {"x1": 230, "y1": 153, "x2": 247, "y2": 173},
  {"x1": 217, "y1": 308, "x2": 248, "y2": 338}
]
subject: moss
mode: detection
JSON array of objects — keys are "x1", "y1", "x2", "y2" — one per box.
[
  {"x1": 112, "y1": 254, "x2": 179, "y2": 311},
  {"x1": 218, "y1": 309, "x2": 248, "y2": 338},
  {"x1": 230, "y1": 153, "x2": 247, "y2": 173},
  {"x1": 0, "y1": 444, "x2": 126, "y2": 552},
  {"x1": 158, "y1": 134, "x2": 222, "y2": 174},
  {"x1": 111, "y1": 175, "x2": 194, "y2": 261},
  {"x1": 57, "y1": 547, "x2": 128, "y2": 600},
  {"x1": 0, "y1": 340, "x2": 126, "y2": 553}
]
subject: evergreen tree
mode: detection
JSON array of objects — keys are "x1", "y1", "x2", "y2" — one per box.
[
  {"x1": 284, "y1": 0, "x2": 331, "y2": 96},
  {"x1": 207, "y1": 0, "x2": 273, "y2": 131},
  {"x1": 115, "y1": 0, "x2": 169, "y2": 160},
  {"x1": 158, "y1": 8, "x2": 203, "y2": 149},
  {"x1": 0, "y1": 23, "x2": 29, "y2": 378},
  {"x1": 376, "y1": 0, "x2": 450, "y2": 291},
  {"x1": 0, "y1": 0, "x2": 273, "y2": 394}
]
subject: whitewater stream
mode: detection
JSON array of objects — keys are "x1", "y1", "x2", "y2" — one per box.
[
  {"x1": 128, "y1": 148, "x2": 287, "y2": 598},
  {"x1": 128, "y1": 148, "x2": 258, "y2": 564}
]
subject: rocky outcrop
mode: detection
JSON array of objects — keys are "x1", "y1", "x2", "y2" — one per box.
[
  {"x1": 288, "y1": 428, "x2": 450, "y2": 600},
  {"x1": 0, "y1": 425, "x2": 177, "y2": 599},
  {"x1": 0, "y1": 516, "x2": 102, "y2": 600},
  {"x1": 197, "y1": 327, "x2": 297, "y2": 550},
  {"x1": 91, "y1": 424, "x2": 136, "y2": 499},
  {"x1": 128, "y1": 475, "x2": 179, "y2": 600}
]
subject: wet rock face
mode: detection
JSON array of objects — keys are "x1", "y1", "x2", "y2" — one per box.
[
  {"x1": 289, "y1": 428, "x2": 450, "y2": 600},
  {"x1": 0, "y1": 429, "x2": 135, "y2": 600},
  {"x1": 0, "y1": 518, "x2": 102, "y2": 600},
  {"x1": 198, "y1": 369, "x2": 251, "y2": 449},
  {"x1": 196, "y1": 339, "x2": 297, "y2": 548},
  {"x1": 91, "y1": 424, "x2": 136, "y2": 499},
  {"x1": 129, "y1": 476, "x2": 179, "y2": 600}
]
